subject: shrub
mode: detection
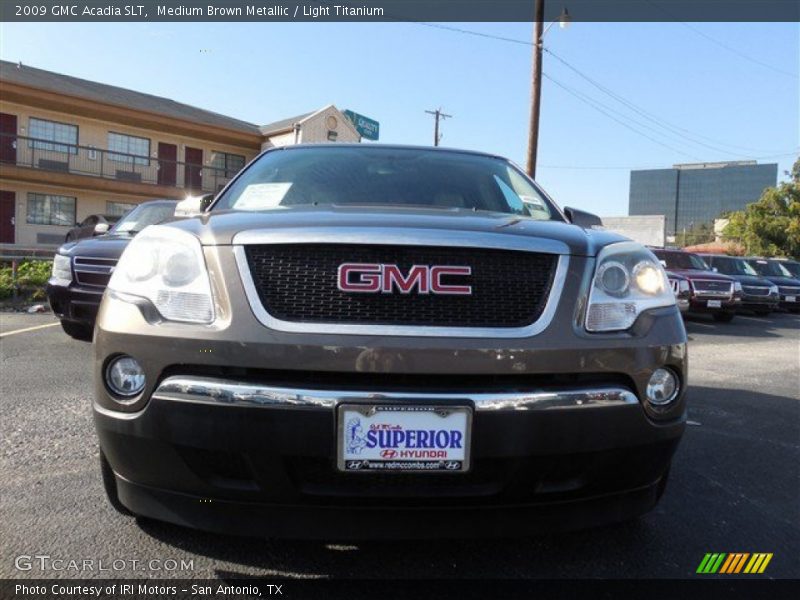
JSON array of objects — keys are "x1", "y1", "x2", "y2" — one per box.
[{"x1": 0, "y1": 260, "x2": 53, "y2": 301}]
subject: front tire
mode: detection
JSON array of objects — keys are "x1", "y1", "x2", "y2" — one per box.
[
  {"x1": 100, "y1": 452, "x2": 133, "y2": 516},
  {"x1": 60, "y1": 320, "x2": 93, "y2": 341},
  {"x1": 712, "y1": 312, "x2": 735, "y2": 323}
]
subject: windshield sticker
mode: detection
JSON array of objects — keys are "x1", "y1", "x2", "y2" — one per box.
[{"x1": 233, "y1": 182, "x2": 293, "y2": 210}]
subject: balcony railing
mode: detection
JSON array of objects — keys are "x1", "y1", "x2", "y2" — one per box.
[{"x1": 0, "y1": 133, "x2": 237, "y2": 194}]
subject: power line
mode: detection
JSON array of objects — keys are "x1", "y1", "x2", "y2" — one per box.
[
  {"x1": 412, "y1": 22, "x2": 790, "y2": 155},
  {"x1": 642, "y1": 0, "x2": 798, "y2": 78},
  {"x1": 542, "y1": 72, "x2": 703, "y2": 160},
  {"x1": 678, "y1": 22, "x2": 797, "y2": 79},
  {"x1": 543, "y1": 47, "x2": 782, "y2": 155},
  {"x1": 537, "y1": 151, "x2": 799, "y2": 171},
  {"x1": 540, "y1": 66, "x2": 757, "y2": 157}
]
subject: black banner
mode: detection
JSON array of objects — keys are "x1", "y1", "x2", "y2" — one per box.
[
  {"x1": 3, "y1": 579, "x2": 800, "y2": 600},
  {"x1": 1, "y1": 0, "x2": 799, "y2": 23}
]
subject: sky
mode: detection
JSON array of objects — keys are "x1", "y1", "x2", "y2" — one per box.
[{"x1": 0, "y1": 20, "x2": 797, "y2": 216}]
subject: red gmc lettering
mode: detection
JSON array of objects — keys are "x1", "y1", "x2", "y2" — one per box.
[
  {"x1": 338, "y1": 264, "x2": 472, "y2": 295},
  {"x1": 431, "y1": 266, "x2": 473, "y2": 295},
  {"x1": 338, "y1": 263, "x2": 381, "y2": 292},
  {"x1": 383, "y1": 265, "x2": 429, "y2": 294}
]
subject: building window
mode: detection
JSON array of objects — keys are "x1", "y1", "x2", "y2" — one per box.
[
  {"x1": 26, "y1": 193, "x2": 76, "y2": 226},
  {"x1": 210, "y1": 151, "x2": 245, "y2": 177},
  {"x1": 106, "y1": 201, "x2": 136, "y2": 216},
  {"x1": 108, "y1": 132, "x2": 150, "y2": 166},
  {"x1": 28, "y1": 117, "x2": 78, "y2": 154}
]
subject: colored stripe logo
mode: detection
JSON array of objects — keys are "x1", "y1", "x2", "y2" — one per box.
[{"x1": 697, "y1": 553, "x2": 773, "y2": 574}]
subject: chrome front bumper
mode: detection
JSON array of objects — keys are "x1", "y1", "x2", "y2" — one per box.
[{"x1": 127, "y1": 375, "x2": 640, "y2": 413}]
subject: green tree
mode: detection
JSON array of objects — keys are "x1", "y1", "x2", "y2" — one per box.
[
  {"x1": 675, "y1": 222, "x2": 715, "y2": 247},
  {"x1": 722, "y1": 157, "x2": 800, "y2": 257}
]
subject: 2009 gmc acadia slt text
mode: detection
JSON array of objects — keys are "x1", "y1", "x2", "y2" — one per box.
[{"x1": 91, "y1": 145, "x2": 687, "y2": 538}]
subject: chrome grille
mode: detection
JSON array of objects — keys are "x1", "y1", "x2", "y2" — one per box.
[
  {"x1": 778, "y1": 286, "x2": 800, "y2": 295},
  {"x1": 742, "y1": 285, "x2": 771, "y2": 297},
  {"x1": 73, "y1": 256, "x2": 117, "y2": 288},
  {"x1": 691, "y1": 279, "x2": 733, "y2": 299},
  {"x1": 243, "y1": 244, "x2": 557, "y2": 328}
]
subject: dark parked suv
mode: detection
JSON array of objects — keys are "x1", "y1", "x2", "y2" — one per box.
[
  {"x1": 701, "y1": 254, "x2": 779, "y2": 316},
  {"x1": 744, "y1": 258, "x2": 800, "y2": 313},
  {"x1": 651, "y1": 248, "x2": 739, "y2": 322},
  {"x1": 47, "y1": 200, "x2": 177, "y2": 340},
  {"x1": 93, "y1": 145, "x2": 687, "y2": 538}
]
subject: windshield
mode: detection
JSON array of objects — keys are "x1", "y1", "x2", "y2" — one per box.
[
  {"x1": 112, "y1": 203, "x2": 176, "y2": 234},
  {"x1": 747, "y1": 259, "x2": 793, "y2": 277},
  {"x1": 214, "y1": 147, "x2": 560, "y2": 220},
  {"x1": 711, "y1": 257, "x2": 758, "y2": 276},
  {"x1": 780, "y1": 261, "x2": 800, "y2": 278},
  {"x1": 655, "y1": 251, "x2": 709, "y2": 271}
]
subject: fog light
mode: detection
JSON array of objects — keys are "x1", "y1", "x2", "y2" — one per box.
[
  {"x1": 646, "y1": 368, "x2": 679, "y2": 406},
  {"x1": 106, "y1": 356, "x2": 145, "y2": 398}
]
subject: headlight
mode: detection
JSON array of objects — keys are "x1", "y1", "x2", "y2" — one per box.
[
  {"x1": 107, "y1": 225, "x2": 214, "y2": 324},
  {"x1": 734, "y1": 281, "x2": 743, "y2": 292},
  {"x1": 586, "y1": 242, "x2": 674, "y2": 332},
  {"x1": 50, "y1": 254, "x2": 72, "y2": 285},
  {"x1": 678, "y1": 280, "x2": 690, "y2": 293},
  {"x1": 769, "y1": 285, "x2": 779, "y2": 295}
]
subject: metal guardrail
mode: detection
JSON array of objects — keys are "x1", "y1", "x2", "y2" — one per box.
[{"x1": 0, "y1": 132, "x2": 237, "y2": 193}]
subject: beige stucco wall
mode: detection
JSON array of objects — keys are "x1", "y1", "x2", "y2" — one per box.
[
  {"x1": 0, "y1": 180, "x2": 157, "y2": 246},
  {"x1": 0, "y1": 99, "x2": 260, "y2": 245},
  {"x1": 299, "y1": 107, "x2": 360, "y2": 144},
  {"x1": 0, "y1": 100, "x2": 258, "y2": 171},
  {"x1": 262, "y1": 106, "x2": 361, "y2": 150}
]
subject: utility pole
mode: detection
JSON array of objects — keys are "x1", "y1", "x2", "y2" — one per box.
[
  {"x1": 425, "y1": 108, "x2": 452, "y2": 146},
  {"x1": 526, "y1": 0, "x2": 545, "y2": 178}
]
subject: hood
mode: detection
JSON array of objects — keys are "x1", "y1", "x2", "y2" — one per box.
[
  {"x1": 760, "y1": 275, "x2": 800, "y2": 287},
  {"x1": 57, "y1": 233, "x2": 133, "y2": 259},
  {"x1": 729, "y1": 274, "x2": 777, "y2": 287},
  {"x1": 167, "y1": 206, "x2": 629, "y2": 257},
  {"x1": 664, "y1": 271, "x2": 689, "y2": 281},
  {"x1": 664, "y1": 268, "x2": 735, "y2": 282}
]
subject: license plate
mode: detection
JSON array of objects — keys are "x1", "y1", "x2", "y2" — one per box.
[
  {"x1": 337, "y1": 404, "x2": 471, "y2": 473},
  {"x1": 707, "y1": 300, "x2": 722, "y2": 308},
  {"x1": 787, "y1": 296, "x2": 797, "y2": 303}
]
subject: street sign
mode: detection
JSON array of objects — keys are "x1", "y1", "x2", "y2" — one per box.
[{"x1": 343, "y1": 110, "x2": 380, "y2": 141}]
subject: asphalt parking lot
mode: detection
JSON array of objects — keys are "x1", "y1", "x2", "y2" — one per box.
[{"x1": 1, "y1": 310, "x2": 798, "y2": 580}]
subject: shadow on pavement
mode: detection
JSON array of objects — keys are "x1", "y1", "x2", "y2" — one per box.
[{"x1": 684, "y1": 311, "x2": 799, "y2": 339}]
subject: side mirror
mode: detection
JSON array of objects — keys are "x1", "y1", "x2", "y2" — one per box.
[
  {"x1": 564, "y1": 206, "x2": 603, "y2": 229},
  {"x1": 174, "y1": 193, "x2": 214, "y2": 217},
  {"x1": 93, "y1": 223, "x2": 110, "y2": 235}
]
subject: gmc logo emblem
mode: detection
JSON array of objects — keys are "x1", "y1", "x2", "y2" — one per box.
[{"x1": 338, "y1": 263, "x2": 472, "y2": 295}]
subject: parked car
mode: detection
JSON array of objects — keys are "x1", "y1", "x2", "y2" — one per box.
[
  {"x1": 93, "y1": 144, "x2": 687, "y2": 538},
  {"x1": 700, "y1": 254, "x2": 779, "y2": 316},
  {"x1": 47, "y1": 200, "x2": 178, "y2": 340},
  {"x1": 667, "y1": 272, "x2": 691, "y2": 313},
  {"x1": 744, "y1": 257, "x2": 800, "y2": 313},
  {"x1": 651, "y1": 248, "x2": 739, "y2": 322},
  {"x1": 774, "y1": 258, "x2": 800, "y2": 279},
  {"x1": 65, "y1": 214, "x2": 122, "y2": 242}
]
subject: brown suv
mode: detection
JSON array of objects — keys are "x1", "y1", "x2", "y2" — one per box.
[{"x1": 93, "y1": 145, "x2": 687, "y2": 538}]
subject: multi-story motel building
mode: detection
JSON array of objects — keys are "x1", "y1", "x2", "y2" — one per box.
[{"x1": 0, "y1": 60, "x2": 360, "y2": 247}]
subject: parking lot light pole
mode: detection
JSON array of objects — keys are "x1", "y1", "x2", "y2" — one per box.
[{"x1": 526, "y1": 3, "x2": 571, "y2": 179}]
